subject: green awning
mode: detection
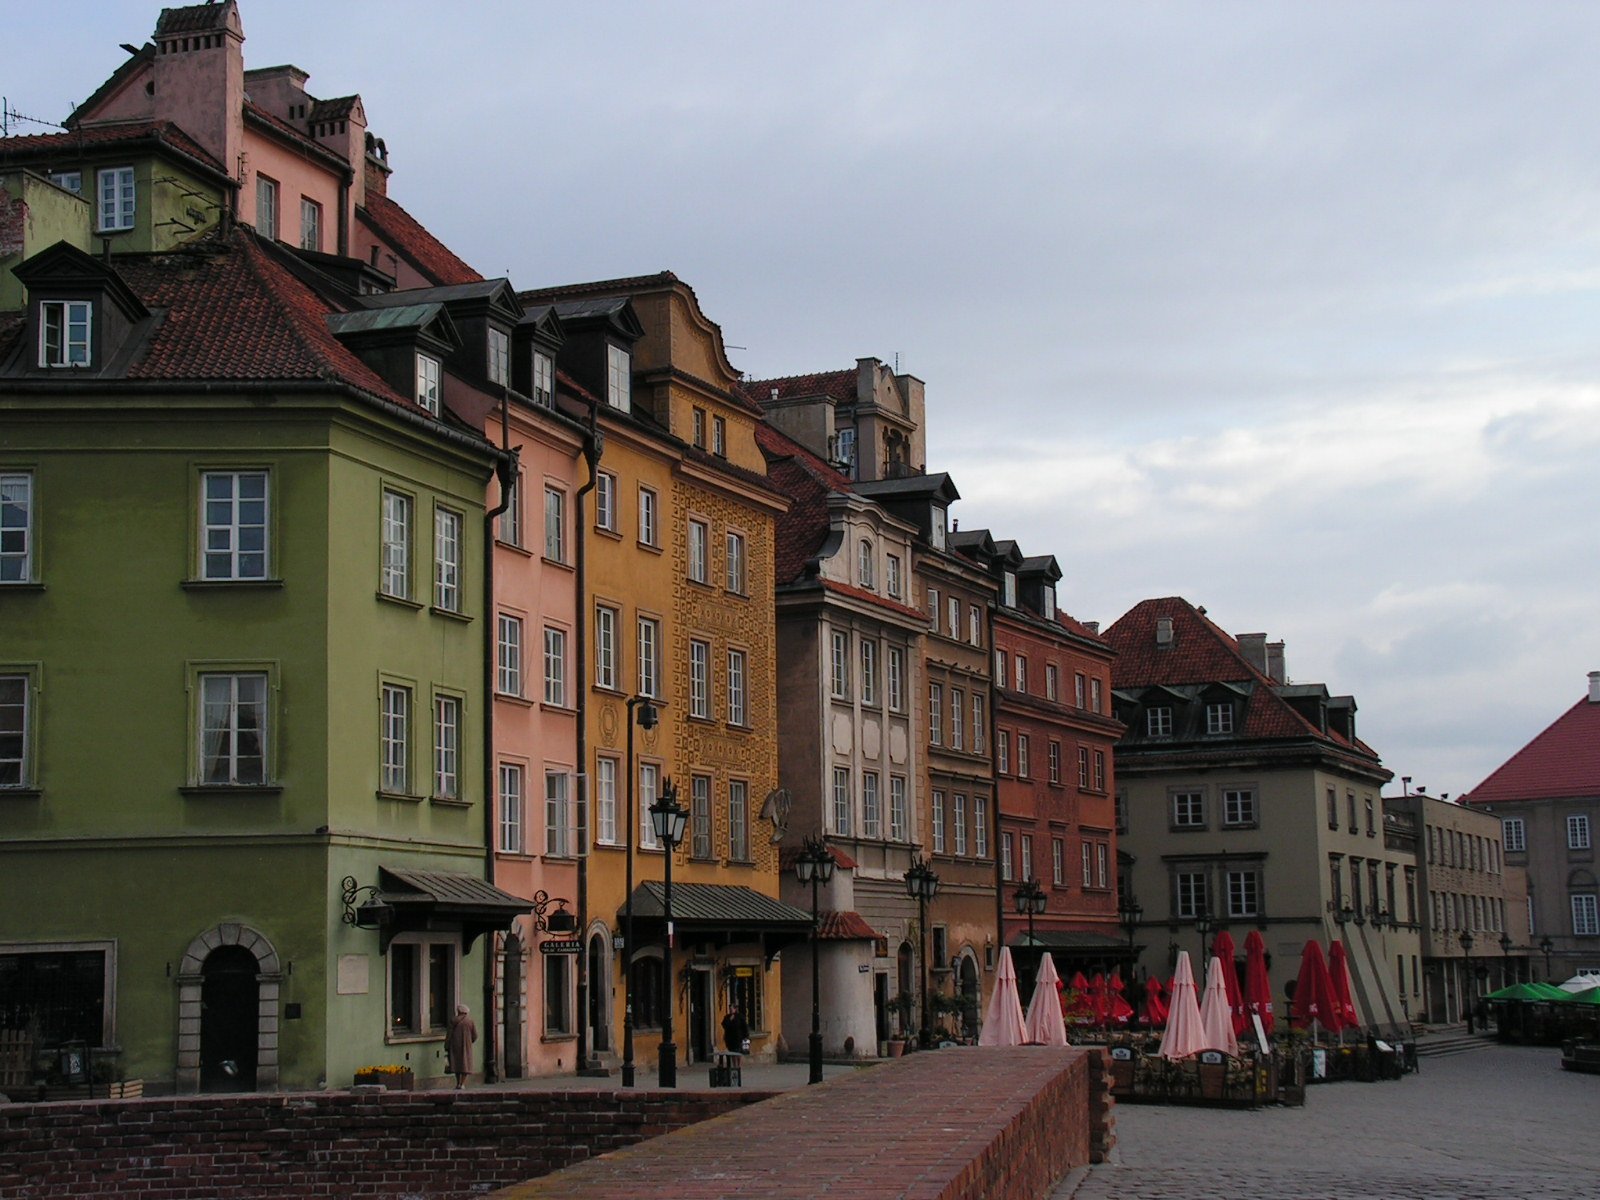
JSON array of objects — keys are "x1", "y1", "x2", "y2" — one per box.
[
  {"x1": 1485, "y1": 981, "x2": 1568, "y2": 1002},
  {"x1": 1554, "y1": 986, "x2": 1600, "y2": 1006}
]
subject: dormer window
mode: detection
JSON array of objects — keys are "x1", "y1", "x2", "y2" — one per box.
[
  {"x1": 1003, "y1": 571, "x2": 1017, "y2": 609},
  {"x1": 835, "y1": 428, "x2": 856, "y2": 477},
  {"x1": 1205, "y1": 702, "x2": 1234, "y2": 735},
  {"x1": 1042, "y1": 587, "x2": 1056, "y2": 619},
  {"x1": 532, "y1": 350, "x2": 554, "y2": 408},
  {"x1": 1146, "y1": 705, "x2": 1173, "y2": 736},
  {"x1": 39, "y1": 301, "x2": 92, "y2": 368},
  {"x1": 858, "y1": 539, "x2": 875, "y2": 589},
  {"x1": 488, "y1": 328, "x2": 510, "y2": 386},
  {"x1": 931, "y1": 505, "x2": 947, "y2": 550},
  {"x1": 416, "y1": 353, "x2": 442, "y2": 416},
  {"x1": 607, "y1": 344, "x2": 631, "y2": 412},
  {"x1": 97, "y1": 167, "x2": 135, "y2": 232}
]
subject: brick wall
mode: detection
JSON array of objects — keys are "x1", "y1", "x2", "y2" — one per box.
[{"x1": 0, "y1": 1088, "x2": 773, "y2": 1200}]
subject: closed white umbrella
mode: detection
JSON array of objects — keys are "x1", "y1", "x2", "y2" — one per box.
[
  {"x1": 1197, "y1": 955, "x2": 1240, "y2": 1057},
  {"x1": 1158, "y1": 951, "x2": 1207, "y2": 1061},
  {"x1": 1025, "y1": 952, "x2": 1069, "y2": 1046},
  {"x1": 979, "y1": 947, "x2": 1029, "y2": 1046}
]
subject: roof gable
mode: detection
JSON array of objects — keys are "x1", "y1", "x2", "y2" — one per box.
[{"x1": 1465, "y1": 693, "x2": 1600, "y2": 804}]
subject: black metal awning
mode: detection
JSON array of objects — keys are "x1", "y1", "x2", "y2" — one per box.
[
  {"x1": 375, "y1": 867, "x2": 532, "y2": 953},
  {"x1": 621, "y1": 881, "x2": 813, "y2": 961}
]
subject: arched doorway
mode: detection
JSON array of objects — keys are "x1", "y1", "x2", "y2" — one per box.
[
  {"x1": 200, "y1": 945, "x2": 259, "y2": 1091},
  {"x1": 587, "y1": 931, "x2": 611, "y2": 1053},
  {"x1": 959, "y1": 955, "x2": 979, "y2": 1040}
]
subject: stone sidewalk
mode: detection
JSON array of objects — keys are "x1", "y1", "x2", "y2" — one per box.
[{"x1": 1058, "y1": 1041, "x2": 1599, "y2": 1199}]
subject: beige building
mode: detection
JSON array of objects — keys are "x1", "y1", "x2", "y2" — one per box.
[{"x1": 1104, "y1": 599, "x2": 1414, "y2": 1035}]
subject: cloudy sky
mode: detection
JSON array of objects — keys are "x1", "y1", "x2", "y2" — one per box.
[{"x1": 13, "y1": 1, "x2": 1600, "y2": 797}]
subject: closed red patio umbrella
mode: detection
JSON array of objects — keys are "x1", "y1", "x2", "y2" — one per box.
[
  {"x1": 1109, "y1": 970, "x2": 1135, "y2": 1025},
  {"x1": 1243, "y1": 930, "x2": 1275, "y2": 1037},
  {"x1": 1140, "y1": 976, "x2": 1170, "y2": 1028},
  {"x1": 1210, "y1": 929, "x2": 1247, "y2": 1036},
  {"x1": 1088, "y1": 972, "x2": 1111, "y2": 1027},
  {"x1": 1327, "y1": 940, "x2": 1360, "y2": 1031},
  {"x1": 1291, "y1": 939, "x2": 1339, "y2": 1036}
]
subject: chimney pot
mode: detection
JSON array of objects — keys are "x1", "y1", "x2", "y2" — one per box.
[{"x1": 1589, "y1": 670, "x2": 1600, "y2": 703}]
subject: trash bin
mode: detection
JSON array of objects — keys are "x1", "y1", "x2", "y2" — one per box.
[{"x1": 709, "y1": 1051, "x2": 742, "y2": 1088}]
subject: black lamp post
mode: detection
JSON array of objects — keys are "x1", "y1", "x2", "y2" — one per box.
[
  {"x1": 1498, "y1": 933, "x2": 1513, "y2": 986},
  {"x1": 1014, "y1": 877, "x2": 1046, "y2": 947},
  {"x1": 649, "y1": 776, "x2": 687, "y2": 1088},
  {"x1": 903, "y1": 855, "x2": 940, "y2": 1048},
  {"x1": 1459, "y1": 930, "x2": 1475, "y2": 1031},
  {"x1": 794, "y1": 836, "x2": 836, "y2": 1084},
  {"x1": 1539, "y1": 935, "x2": 1554, "y2": 981},
  {"x1": 1195, "y1": 913, "x2": 1215, "y2": 964},
  {"x1": 621, "y1": 695, "x2": 658, "y2": 1089}
]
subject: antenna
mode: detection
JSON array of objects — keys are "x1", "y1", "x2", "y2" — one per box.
[{"x1": 3, "y1": 98, "x2": 69, "y2": 138}]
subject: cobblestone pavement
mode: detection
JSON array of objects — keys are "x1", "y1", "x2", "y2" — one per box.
[{"x1": 1060, "y1": 1043, "x2": 1599, "y2": 1199}]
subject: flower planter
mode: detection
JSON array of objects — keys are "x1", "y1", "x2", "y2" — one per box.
[{"x1": 354, "y1": 1069, "x2": 414, "y2": 1090}]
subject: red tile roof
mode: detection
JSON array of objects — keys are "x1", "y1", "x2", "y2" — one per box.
[
  {"x1": 156, "y1": 3, "x2": 232, "y2": 35},
  {"x1": 757, "y1": 420, "x2": 850, "y2": 585},
  {"x1": 778, "y1": 843, "x2": 858, "y2": 872},
  {"x1": 358, "y1": 189, "x2": 482, "y2": 287},
  {"x1": 0, "y1": 120, "x2": 228, "y2": 177},
  {"x1": 747, "y1": 368, "x2": 857, "y2": 406},
  {"x1": 818, "y1": 910, "x2": 881, "y2": 941},
  {"x1": 821, "y1": 579, "x2": 927, "y2": 622},
  {"x1": 1463, "y1": 692, "x2": 1600, "y2": 804}
]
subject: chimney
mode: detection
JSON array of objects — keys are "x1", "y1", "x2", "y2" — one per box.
[
  {"x1": 1155, "y1": 617, "x2": 1173, "y2": 647},
  {"x1": 1590, "y1": 670, "x2": 1600, "y2": 703},
  {"x1": 1083, "y1": 621, "x2": 1099, "y2": 635},
  {"x1": 1265, "y1": 641, "x2": 1286, "y2": 683},
  {"x1": 1237, "y1": 632, "x2": 1268, "y2": 675}
]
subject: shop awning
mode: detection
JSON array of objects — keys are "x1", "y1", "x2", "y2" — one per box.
[
  {"x1": 375, "y1": 867, "x2": 532, "y2": 952},
  {"x1": 621, "y1": 881, "x2": 813, "y2": 959},
  {"x1": 1013, "y1": 930, "x2": 1133, "y2": 955}
]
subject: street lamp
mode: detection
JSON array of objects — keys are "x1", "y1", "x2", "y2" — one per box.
[
  {"x1": 1195, "y1": 913, "x2": 1215, "y2": 964},
  {"x1": 1459, "y1": 930, "x2": 1475, "y2": 1032},
  {"x1": 794, "y1": 835, "x2": 836, "y2": 1085},
  {"x1": 1014, "y1": 877, "x2": 1046, "y2": 947},
  {"x1": 1118, "y1": 898, "x2": 1143, "y2": 968},
  {"x1": 1498, "y1": 933, "x2": 1513, "y2": 986},
  {"x1": 621, "y1": 695, "x2": 659, "y2": 1089},
  {"x1": 649, "y1": 776, "x2": 688, "y2": 1088},
  {"x1": 903, "y1": 855, "x2": 940, "y2": 1048},
  {"x1": 1539, "y1": 935, "x2": 1554, "y2": 981}
]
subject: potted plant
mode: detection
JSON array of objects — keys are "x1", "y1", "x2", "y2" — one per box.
[
  {"x1": 886, "y1": 991, "x2": 915, "y2": 1055},
  {"x1": 353, "y1": 1064, "x2": 414, "y2": 1090}
]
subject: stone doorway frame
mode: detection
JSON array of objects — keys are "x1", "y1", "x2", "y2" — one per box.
[{"x1": 175, "y1": 923, "x2": 282, "y2": 1092}]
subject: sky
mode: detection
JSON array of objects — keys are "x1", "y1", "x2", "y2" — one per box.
[{"x1": 10, "y1": 0, "x2": 1600, "y2": 798}]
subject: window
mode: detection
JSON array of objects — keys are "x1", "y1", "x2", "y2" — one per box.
[
  {"x1": 692, "y1": 408, "x2": 706, "y2": 448},
  {"x1": 888, "y1": 647, "x2": 905, "y2": 712},
  {"x1": 975, "y1": 797, "x2": 988, "y2": 857},
  {"x1": 1205, "y1": 702, "x2": 1233, "y2": 735},
  {"x1": 1172, "y1": 790, "x2": 1205, "y2": 829},
  {"x1": 497, "y1": 615, "x2": 523, "y2": 696},
  {"x1": 201, "y1": 471, "x2": 269, "y2": 580},
  {"x1": 1568, "y1": 814, "x2": 1592, "y2": 850},
  {"x1": 381, "y1": 683, "x2": 410, "y2": 793},
  {"x1": 1176, "y1": 871, "x2": 1208, "y2": 919},
  {"x1": 1222, "y1": 788, "x2": 1257, "y2": 828},
  {"x1": 831, "y1": 767, "x2": 852, "y2": 836},
  {"x1": 1091, "y1": 679, "x2": 1102, "y2": 713},
  {"x1": 544, "y1": 953, "x2": 573, "y2": 1036},
  {"x1": 1365, "y1": 795, "x2": 1376, "y2": 837},
  {"x1": 595, "y1": 605, "x2": 618, "y2": 691},
  {"x1": 997, "y1": 730, "x2": 1009, "y2": 773},
  {"x1": 1573, "y1": 894, "x2": 1599, "y2": 936},
  {"x1": 972, "y1": 694, "x2": 984, "y2": 754},
  {"x1": 858, "y1": 539, "x2": 875, "y2": 589},
  {"x1": 950, "y1": 688, "x2": 963, "y2": 749},
  {"x1": 433, "y1": 507, "x2": 462, "y2": 611},
  {"x1": 712, "y1": 415, "x2": 727, "y2": 457},
  {"x1": 48, "y1": 170, "x2": 82, "y2": 193},
  {"x1": 1503, "y1": 818, "x2": 1526, "y2": 853},
  {"x1": 1227, "y1": 870, "x2": 1261, "y2": 918},
  {"x1": 380, "y1": 489, "x2": 411, "y2": 599},
  {"x1": 1017, "y1": 735, "x2": 1030, "y2": 777},
  {"x1": 725, "y1": 964, "x2": 764, "y2": 1032},
  {"x1": 545, "y1": 771, "x2": 572, "y2": 856},
  {"x1": 532, "y1": 351, "x2": 555, "y2": 408},
  {"x1": 97, "y1": 166, "x2": 135, "y2": 232},
  {"x1": 1081, "y1": 842, "x2": 1094, "y2": 887},
  {"x1": 1096, "y1": 842, "x2": 1108, "y2": 888},
  {"x1": 726, "y1": 531, "x2": 746, "y2": 593},
  {"x1": 932, "y1": 790, "x2": 946, "y2": 853},
  {"x1": 544, "y1": 487, "x2": 566, "y2": 563},
  {"x1": 969, "y1": 605, "x2": 981, "y2": 647},
  {"x1": 596, "y1": 757, "x2": 619, "y2": 844},
  {"x1": 1146, "y1": 706, "x2": 1172, "y2": 736},
  {"x1": 433, "y1": 696, "x2": 459, "y2": 800},
  {"x1": 1052, "y1": 838, "x2": 1065, "y2": 886},
  {"x1": 860, "y1": 640, "x2": 877, "y2": 707},
  {"x1": 1049, "y1": 741, "x2": 1061, "y2": 784},
  {"x1": 488, "y1": 328, "x2": 510, "y2": 386},
  {"x1": 499, "y1": 763, "x2": 525, "y2": 853},
  {"x1": 543, "y1": 627, "x2": 567, "y2": 706},
  {"x1": 863, "y1": 772, "x2": 881, "y2": 839},
  {"x1": 1078, "y1": 746, "x2": 1090, "y2": 788},
  {"x1": 38, "y1": 300, "x2": 92, "y2": 367},
  {"x1": 0, "y1": 674, "x2": 29, "y2": 787},
  {"x1": 727, "y1": 649, "x2": 748, "y2": 725},
  {"x1": 387, "y1": 936, "x2": 457, "y2": 1037},
  {"x1": 607, "y1": 344, "x2": 631, "y2": 411},
  {"x1": 638, "y1": 487, "x2": 658, "y2": 546},
  {"x1": 1020, "y1": 834, "x2": 1033, "y2": 881},
  {"x1": 0, "y1": 473, "x2": 34, "y2": 583},
  {"x1": 689, "y1": 640, "x2": 710, "y2": 717},
  {"x1": 691, "y1": 775, "x2": 713, "y2": 858},
  {"x1": 1047, "y1": 665, "x2": 1060, "y2": 702},
  {"x1": 688, "y1": 519, "x2": 709, "y2": 582},
  {"x1": 639, "y1": 764, "x2": 660, "y2": 848},
  {"x1": 255, "y1": 174, "x2": 279, "y2": 238},
  {"x1": 595, "y1": 473, "x2": 616, "y2": 532},
  {"x1": 948, "y1": 597, "x2": 960, "y2": 638},
  {"x1": 198, "y1": 673, "x2": 267, "y2": 785},
  {"x1": 1073, "y1": 673, "x2": 1085, "y2": 708},
  {"x1": 0, "y1": 946, "x2": 111, "y2": 1048},
  {"x1": 416, "y1": 353, "x2": 442, "y2": 415},
  {"x1": 1001, "y1": 833, "x2": 1014, "y2": 882},
  {"x1": 928, "y1": 589, "x2": 940, "y2": 631},
  {"x1": 499, "y1": 473, "x2": 522, "y2": 546},
  {"x1": 1002, "y1": 571, "x2": 1017, "y2": 608},
  {"x1": 834, "y1": 427, "x2": 856, "y2": 476},
  {"x1": 631, "y1": 957, "x2": 665, "y2": 1028},
  {"x1": 887, "y1": 554, "x2": 903, "y2": 599},
  {"x1": 637, "y1": 617, "x2": 660, "y2": 697},
  {"x1": 929, "y1": 684, "x2": 943, "y2": 746},
  {"x1": 300, "y1": 197, "x2": 322, "y2": 251},
  {"x1": 729, "y1": 779, "x2": 749, "y2": 859},
  {"x1": 830, "y1": 632, "x2": 850, "y2": 700},
  {"x1": 953, "y1": 794, "x2": 968, "y2": 855},
  {"x1": 994, "y1": 649, "x2": 1005, "y2": 682},
  {"x1": 890, "y1": 776, "x2": 908, "y2": 842},
  {"x1": 1327, "y1": 788, "x2": 1339, "y2": 830},
  {"x1": 1348, "y1": 791, "x2": 1358, "y2": 832}
]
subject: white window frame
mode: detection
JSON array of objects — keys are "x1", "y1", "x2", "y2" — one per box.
[
  {"x1": 1049, "y1": 740, "x2": 1061, "y2": 784},
  {"x1": 888, "y1": 646, "x2": 905, "y2": 712},
  {"x1": 948, "y1": 596, "x2": 960, "y2": 639},
  {"x1": 975, "y1": 797, "x2": 988, "y2": 857},
  {"x1": 543, "y1": 626, "x2": 567, "y2": 706},
  {"x1": 886, "y1": 554, "x2": 902, "y2": 600},
  {"x1": 499, "y1": 472, "x2": 523, "y2": 547},
  {"x1": 638, "y1": 487, "x2": 658, "y2": 547},
  {"x1": 950, "y1": 688, "x2": 964, "y2": 750},
  {"x1": 381, "y1": 683, "x2": 410, "y2": 794},
  {"x1": 595, "y1": 605, "x2": 618, "y2": 691},
  {"x1": 97, "y1": 166, "x2": 135, "y2": 232},
  {"x1": 1206, "y1": 702, "x2": 1234, "y2": 735},
  {"x1": 38, "y1": 299, "x2": 92, "y2": 368},
  {"x1": 997, "y1": 730, "x2": 1009, "y2": 773},
  {"x1": 860, "y1": 640, "x2": 877, "y2": 707},
  {"x1": 712, "y1": 415, "x2": 727, "y2": 457},
  {"x1": 1172, "y1": 790, "x2": 1205, "y2": 829},
  {"x1": 862, "y1": 771, "x2": 881, "y2": 839},
  {"x1": 690, "y1": 775, "x2": 713, "y2": 859},
  {"x1": 1014, "y1": 655, "x2": 1027, "y2": 693},
  {"x1": 544, "y1": 486, "x2": 566, "y2": 563},
  {"x1": 688, "y1": 519, "x2": 709, "y2": 583},
  {"x1": 932, "y1": 790, "x2": 946, "y2": 853},
  {"x1": 637, "y1": 616, "x2": 660, "y2": 698},
  {"x1": 0, "y1": 673, "x2": 30, "y2": 787},
  {"x1": 953, "y1": 793, "x2": 968, "y2": 855},
  {"x1": 201, "y1": 470, "x2": 270, "y2": 581},
  {"x1": 433, "y1": 506, "x2": 462, "y2": 611},
  {"x1": 929, "y1": 684, "x2": 943, "y2": 746},
  {"x1": 1001, "y1": 832, "x2": 1014, "y2": 882},
  {"x1": 830, "y1": 631, "x2": 850, "y2": 700},
  {"x1": 639, "y1": 763, "x2": 661, "y2": 848},
  {"x1": 726, "y1": 531, "x2": 746, "y2": 593},
  {"x1": 532, "y1": 350, "x2": 555, "y2": 408},
  {"x1": 300, "y1": 196, "x2": 322, "y2": 252},
  {"x1": 1568, "y1": 814, "x2": 1591, "y2": 851},
  {"x1": 968, "y1": 605, "x2": 981, "y2": 647},
  {"x1": 488, "y1": 327, "x2": 510, "y2": 386},
  {"x1": 727, "y1": 648, "x2": 747, "y2": 725},
  {"x1": 1574, "y1": 893, "x2": 1599, "y2": 937},
  {"x1": 380, "y1": 489, "x2": 412, "y2": 599},
  {"x1": 255, "y1": 174, "x2": 279, "y2": 239},
  {"x1": 198, "y1": 672, "x2": 269, "y2": 785},
  {"x1": 1177, "y1": 872, "x2": 1209, "y2": 919},
  {"x1": 595, "y1": 472, "x2": 616, "y2": 532},
  {"x1": 1052, "y1": 838, "x2": 1065, "y2": 886},
  {"x1": 858, "y1": 539, "x2": 875, "y2": 589},
  {"x1": 0, "y1": 473, "x2": 34, "y2": 584},
  {"x1": 831, "y1": 767, "x2": 852, "y2": 836},
  {"x1": 973, "y1": 694, "x2": 984, "y2": 754},
  {"x1": 1503, "y1": 817, "x2": 1526, "y2": 853},
  {"x1": 497, "y1": 614, "x2": 523, "y2": 696},
  {"x1": 728, "y1": 778, "x2": 749, "y2": 859},
  {"x1": 1046, "y1": 665, "x2": 1059, "y2": 702},
  {"x1": 889, "y1": 776, "x2": 908, "y2": 842},
  {"x1": 545, "y1": 770, "x2": 573, "y2": 856},
  {"x1": 499, "y1": 762, "x2": 525, "y2": 853},
  {"x1": 416, "y1": 353, "x2": 442, "y2": 416},
  {"x1": 1017, "y1": 734, "x2": 1030, "y2": 778},
  {"x1": 690, "y1": 639, "x2": 711, "y2": 718},
  {"x1": 433, "y1": 695, "x2": 460, "y2": 801},
  {"x1": 607, "y1": 344, "x2": 631, "y2": 411},
  {"x1": 1147, "y1": 706, "x2": 1173, "y2": 737},
  {"x1": 1222, "y1": 787, "x2": 1257, "y2": 828},
  {"x1": 596, "y1": 757, "x2": 619, "y2": 844}
]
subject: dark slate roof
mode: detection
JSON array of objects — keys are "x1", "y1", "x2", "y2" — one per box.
[
  {"x1": 363, "y1": 279, "x2": 514, "y2": 309},
  {"x1": 521, "y1": 271, "x2": 680, "y2": 301},
  {"x1": 381, "y1": 868, "x2": 531, "y2": 917},
  {"x1": 549, "y1": 296, "x2": 634, "y2": 321},
  {"x1": 325, "y1": 303, "x2": 444, "y2": 335},
  {"x1": 309, "y1": 95, "x2": 361, "y2": 121},
  {"x1": 1464, "y1": 691, "x2": 1600, "y2": 805},
  {"x1": 358, "y1": 189, "x2": 482, "y2": 286},
  {"x1": 747, "y1": 368, "x2": 858, "y2": 406},
  {"x1": 155, "y1": 3, "x2": 232, "y2": 34},
  {"x1": 854, "y1": 473, "x2": 960, "y2": 503},
  {"x1": 625, "y1": 881, "x2": 812, "y2": 929}
]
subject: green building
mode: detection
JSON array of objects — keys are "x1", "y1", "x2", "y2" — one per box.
[{"x1": 0, "y1": 230, "x2": 523, "y2": 1092}]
